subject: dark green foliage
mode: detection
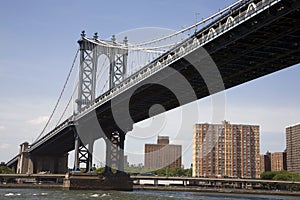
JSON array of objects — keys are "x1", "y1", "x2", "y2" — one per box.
[
  {"x1": 151, "y1": 167, "x2": 192, "y2": 177},
  {"x1": 0, "y1": 166, "x2": 14, "y2": 183},
  {"x1": 260, "y1": 171, "x2": 278, "y2": 180},
  {"x1": 260, "y1": 171, "x2": 300, "y2": 181},
  {"x1": 260, "y1": 171, "x2": 300, "y2": 191},
  {"x1": 93, "y1": 167, "x2": 105, "y2": 174},
  {"x1": 0, "y1": 166, "x2": 13, "y2": 174},
  {"x1": 93, "y1": 167, "x2": 118, "y2": 174},
  {"x1": 94, "y1": 165, "x2": 192, "y2": 177}
]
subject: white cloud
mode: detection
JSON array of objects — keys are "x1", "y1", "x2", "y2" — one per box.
[
  {"x1": 27, "y1": 116, "x2": 49, "y2": 125},
  {"x1": 0, "y1": 125, "x2": 5, "y2": 131}
]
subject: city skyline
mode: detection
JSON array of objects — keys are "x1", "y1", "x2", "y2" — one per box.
[{"x1": 1, "y1": 0, "x2": 300, "y2": 169}]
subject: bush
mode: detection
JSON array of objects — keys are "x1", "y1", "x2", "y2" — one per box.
[
  {"x1": 94, "y1": 167, "x2": 105, "y2": 174},
  {"x1": 0, "y1": 166, "x2": 13, "y2": 174},
  {"x1": 260, "y1": 171, "x2": 300, "y2": 191},
  {"x1": 0, "y1": 166, "x2": 14, "y2": 183},
  {"x1": 261, "y1": 171, "x2": 300, "y2": 181}
]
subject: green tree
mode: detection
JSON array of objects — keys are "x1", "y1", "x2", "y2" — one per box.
[
  {"x1": 261, "y1": 171, "x2": 300, "y2": 181},
  {"x1": 273, "y1": 171, "x2": 300, "y2": 181},
  {"x1": 260, "y1": 171, "x2": 278, "y2": 180},
  {"x1": 0, "y1": 166, "x2": 14, "y2": 183},
  {"x1": 184, "y1": 168, "x2": 192, "y2": 177},
  {"x1": 93, "y1": 167, "x2": 105, "y2": 174},
  {"x1": 260, "y1": 171, "x2": 300, "y2": 190},
  {"x1": 150, "y1": 167, "x2": 191, "y2": 177},
  {"x1": 0, "y1": 166, "x2": 13, "y2": 174}
]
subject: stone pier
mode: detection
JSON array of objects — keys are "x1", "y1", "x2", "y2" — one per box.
[{"x1": 63, "y1": 173, "x2": 133, "y2": 191}]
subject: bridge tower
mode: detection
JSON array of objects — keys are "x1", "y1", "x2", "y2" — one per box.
[{"x1": 74, "y1": 31, "x2": 128, "y2": 173}]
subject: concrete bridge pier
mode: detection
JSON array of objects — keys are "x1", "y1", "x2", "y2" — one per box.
[
  {"x1": 15, "y1": 141, "x2": 68, "y2": 174},
  {"x1": 65, "y1": 130, "x2": 132, "y2": 190},
  {"x1": 31, "y1": 154, "x2": 68, "y2": 174}
]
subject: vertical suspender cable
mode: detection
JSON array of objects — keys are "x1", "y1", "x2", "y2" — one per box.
[{"x1": 34, "y1": 49, "x2": 79, "y2": 142}]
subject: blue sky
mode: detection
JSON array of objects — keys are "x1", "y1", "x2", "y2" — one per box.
[{"x1": 0, "y1": 0, "x2": 299, "y2": 168}]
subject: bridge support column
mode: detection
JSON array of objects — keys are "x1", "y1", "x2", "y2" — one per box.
[
  {"x1": 104, "y1": 131, "x2": 126, "y2": 174},
  {"x1": 73, "y1": 135, "x2": 93, "y2": 172},
  {"x1": 117, "y1": 133, "x2": 125, "y2": 173},
  {"x1": 104, "y1": 137, "x2": 112, "y2": 174},
  {"x1": 154, "y1": 179, "x2": 158, "y2": 186},
  {"x1": 73, "y1": 136, "x2": 80, "y2": 171},
  {"x1": 88, "y1": 141, "x2": 94, "y2": 172}
]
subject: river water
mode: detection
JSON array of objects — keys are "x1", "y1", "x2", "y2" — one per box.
[{"x1": 0, "y1": 189, "x2": 298, "y2": 200}]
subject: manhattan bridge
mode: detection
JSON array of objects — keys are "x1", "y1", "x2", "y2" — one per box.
[{"x1": 5, "y1": 0, "x2": 300, "y2": 190}]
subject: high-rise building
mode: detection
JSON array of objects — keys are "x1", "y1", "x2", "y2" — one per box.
[
  {"x1": 144, "y1": 136, "x2": 182, "y2": 169},
  {"x1": 260, "y1": 151, "x2": 287, "y2": 174},
  {"x1": 192, "y1": 121, "x2": 260, "y2": 179},
  {"x1": 270, "y1": 151, "x2": 287, "y2": 171},
  {"x1": 286, "y1": 124, "x2": 300, "y2": 174},
  {"x1": 260, "y1": 151, "x2": 271, "y2": 173}
]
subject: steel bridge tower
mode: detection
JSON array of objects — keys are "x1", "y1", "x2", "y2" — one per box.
[{"x1": 74, "y1": 31, "x2": 128, "y2": 173}]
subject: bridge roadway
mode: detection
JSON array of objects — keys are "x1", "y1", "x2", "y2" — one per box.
[{"x1": 7, "y1": 0, "x2": 300, "y2": 170}]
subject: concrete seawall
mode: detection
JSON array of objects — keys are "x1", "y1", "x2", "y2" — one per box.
[{"x1": 134, "y1": 185, "x2": 300, "y2": 196}]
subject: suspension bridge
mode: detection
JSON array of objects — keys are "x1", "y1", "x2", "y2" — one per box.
[{"x1": 5, "y1": 0, "x2": 300, "y2": 190}]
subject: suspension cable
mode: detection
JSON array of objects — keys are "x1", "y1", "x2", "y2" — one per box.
[
  {"x1": 56, "y1": 53, "x2": 110, "y2": 126},
  {"x1": 55, "y1": 81, "x2": 79, "y2": 127},
  {"x1": 131, "y1": 0, "x2": 243, "y2": 46},
  {"x1": 82, "y1": 0, "x2": 244, "y2": 51},
  {"x1": 35, "y1": 49, "x2": 79, "y2": 142}
]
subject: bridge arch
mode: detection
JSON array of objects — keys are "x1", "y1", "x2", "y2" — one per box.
[
  {"x1": 226, "y1": 16, "x2": 235, "y2": 27},
  {"x1": 207, "y1": 28, "x2": 217, "y2": 39},
  {"x1": 246, "y1": 2, "x2": 257, "y2": 14}
]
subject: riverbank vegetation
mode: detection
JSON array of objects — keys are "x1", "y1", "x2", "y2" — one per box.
[
  {"x1": 260, "y1": 171, "x2": 300, "y2": 191},
  {"x1": 0, "y1": 166, "x2": 13, "y2": 174},
  {"x1": 93, "y1": 166, "x2": 192, "y2": 177},
  {"x1": 261, "y1": 171, "x2": 300, "y2": 181}
]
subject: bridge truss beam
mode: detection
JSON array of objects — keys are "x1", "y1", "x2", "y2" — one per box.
[{"x1": 104, "y1": 131, "x2": 125, "y2": 174}]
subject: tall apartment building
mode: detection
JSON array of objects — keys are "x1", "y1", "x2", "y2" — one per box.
[
  {"x1": 286, "y1": 124, "x2": 300, "y2": 174},
  {"x1": 260, "y1": 151, "x2": 271, "y2": 173},
  {"x1": 144, "y1": 136, "x2": 182, "y2": 169},
  {"x1": 271, "y1": 151, "x2": 287, "y2": 171},
  {"x1": 192, "y1": 121, "x2": 260, "y2": 178},
  {"x1": 260, "y1": 151, "x2": 287, "y2": 174}
]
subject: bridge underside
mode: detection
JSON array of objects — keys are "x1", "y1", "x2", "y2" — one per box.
[
  {"x1": 97, "y1": 0, "x2": 300, "y2": 133},
  {"x1": 30, "y1": 126, "x2": 76, "y2": 156},
  {"x1": 27, "y1": 0, "x2": 299, "y2": 172}
]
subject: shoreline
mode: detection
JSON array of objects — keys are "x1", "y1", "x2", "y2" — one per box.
[
  {"x1": 133, "y1": 185, "x2": 300, "y2": 196},
  {"x1": 1, "y1": 183, "x2": 300, "y2": 196},
  {"x1": 0, "y1": 183, "x2": 63, "y2": 189}
]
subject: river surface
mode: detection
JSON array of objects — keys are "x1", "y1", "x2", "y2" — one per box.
[{"x1": 0, "y1": 189, "x2": 298, "y2": 200}]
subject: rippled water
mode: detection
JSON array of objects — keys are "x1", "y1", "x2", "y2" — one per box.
[{"x1": 0, "y1": 189, "x2": 299, "y2": 200}]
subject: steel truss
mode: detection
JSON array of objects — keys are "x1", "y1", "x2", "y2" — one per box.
[{"x1": 74, "y1": 32, "x2": 128, "y2": 172}]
